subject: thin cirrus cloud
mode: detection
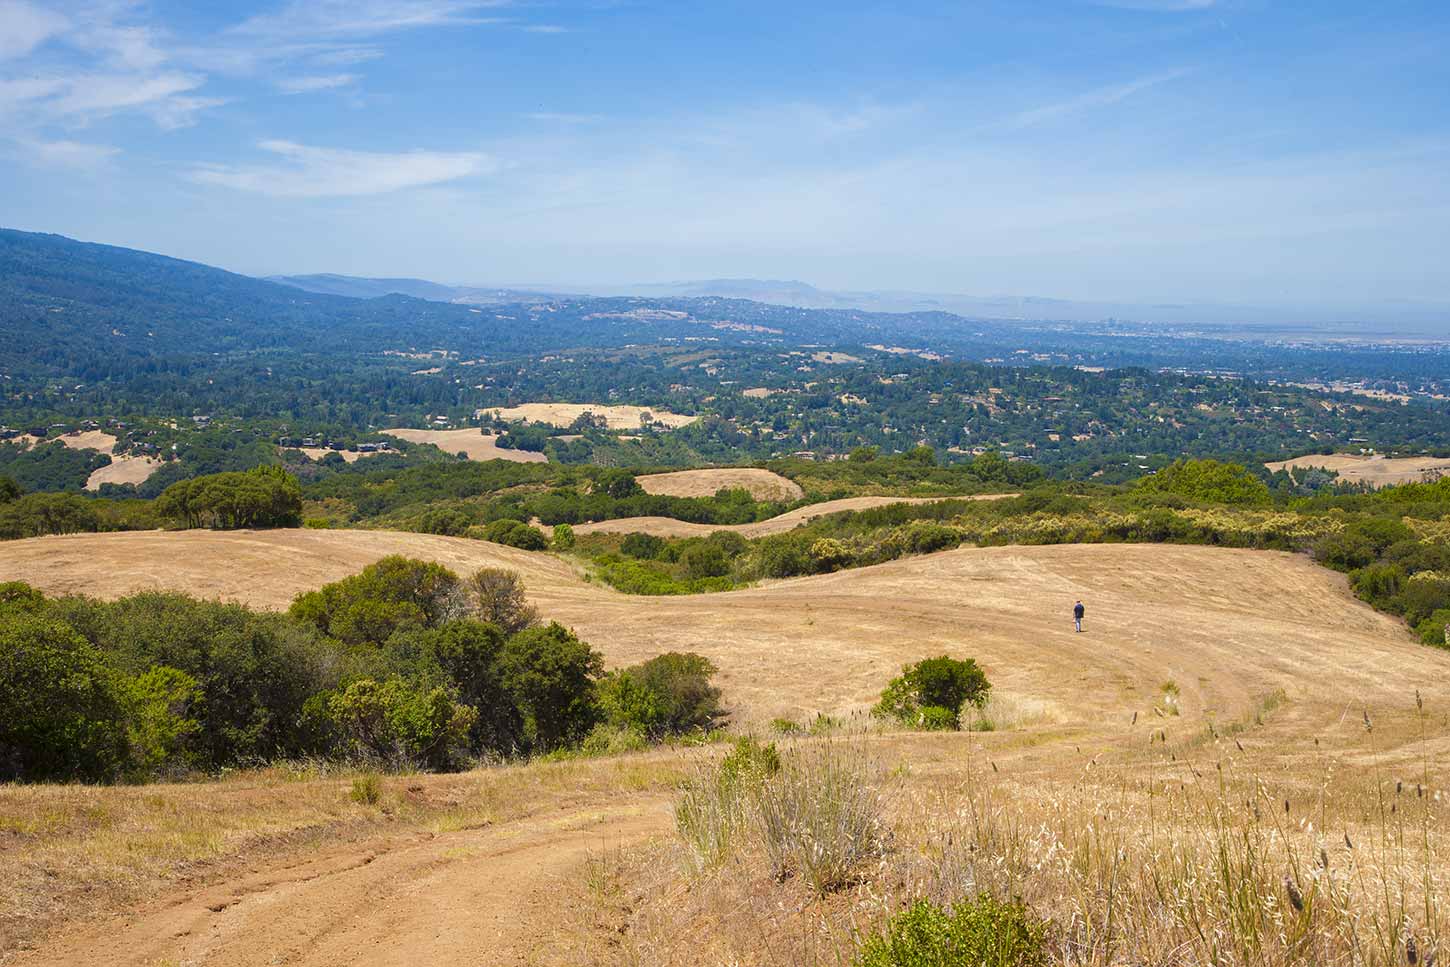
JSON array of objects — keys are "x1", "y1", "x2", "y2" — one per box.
[
  {"x1": 1007, "y1": 68, "x2": 1191, "y2": 129},
  {"x1": 276, "y1": 73, "x2": 360, "y2": 94},
  {"x1": 189, "y1": 140, "x2": 494, "y2": 198},
  {"x1": 13, "y1": 137, "x2": 120, "y2": 170},
  {"x1": 230, "y1": 0, "x2": 512, "y2": 39}
]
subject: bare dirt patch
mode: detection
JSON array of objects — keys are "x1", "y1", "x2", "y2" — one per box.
[
  {"x1": 480, "y1": 403, "x2": 697, "y2": 431},
  {"x1": 381, "y1": 429, "x2": 547, "y2": 463},
  {"x1": 291, "y1": 447, "x2": 374, "y2": 464},
  {"x1": 810, "y1": 351, "x2": 862, "y2": 364},
  {"x1": 57, "y1": 430, "x2": 119, "y2": 455},
  {"x1": 84, "y1": 456, "x2": 163, "y2": 490},
  {"x1": 1265, "y1": 452, "x2": 1450, "y2": 487},
  {"x1": 636, "y1": 468, "x2": 804, "y2": 501}
]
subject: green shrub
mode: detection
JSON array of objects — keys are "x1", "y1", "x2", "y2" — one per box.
[
  {"x1": 917, "y1": 705, "x2": 958, "y2": 731},
  {"x1": 0, "y1": 611, "x2": 130, "y2": 782},
  {"x1": 552, "y1": 523, "x2": 575, "y2": 550},
  {"x1": 1416, "y1": 609, "x2": 1450, "y2": 647},
  {"x1": 621, "y1": 532, "x2": 668, "y2": 560},
  {"x1": 290, "y1": 555, "x2": 461, "y2": 644},
  {"x1": 327, "y1": 677, "x2": 477, "y2": 770},
  {"x1": 681, "y1": 542, "x2": 730, "y2": 579},
  {"x1": 1134, "y1": 458, "x2": 1271, "y2": 506},
  {"x1": 123, "y1": 665, "x2": 203, "y2": 776},
  {"x1": 875, "y1": 656, "x2": 991, "y2": 729},
  {"x1": 855, "y1": 895, "x2": 1050, "y2": 967},
  {"x1": 480, "y1": 519, "x2": 548, "y2": 550},
  {"x1": 575, "y1": 722, "x2": 649, "y2": 757},
  {"x1": 499, "y1": 622, "x2": 603, "y2": 752}
]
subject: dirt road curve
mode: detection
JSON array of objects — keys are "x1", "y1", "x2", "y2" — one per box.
[{"x1": 14, "y1": 800, "x2": 668, "y2": 967}]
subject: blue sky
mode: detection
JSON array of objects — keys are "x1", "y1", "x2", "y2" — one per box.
[{"x1": 1, "y1": 0, "x2": 1448, "y2": 309}]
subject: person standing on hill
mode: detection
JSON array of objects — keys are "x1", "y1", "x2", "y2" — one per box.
[{"x1": 1073, "y1": 600, "x2": 1085, "y2": 633}]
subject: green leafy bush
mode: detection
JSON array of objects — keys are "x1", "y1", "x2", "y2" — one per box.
[
  {"x1": 621, "y1": 532, "x2": 668, "y2": 560},
  {"x1": 500, "y1": 622, "x2": 602, "y2": 752},
  {"x1": 917, "y1": 705, "x2": 958, "y2": 731},
  {"x1": 0, "y1": 610, "x2": 130, "y2": 781},
  {"x1": 875, "y1": 656, "x2": 991, "y2": 729},
  {"x1": 855, "y1": 895, "x2": 1049, "y2": 967},
  {"x1": 1134, "y1": 458, "x2": 1271, "y2": 506},
  {"x1": 327, "y1": 677, "x2": 477, "y2": 770},
  {"x1": 599, "y1": 652, "x2": 725, "y2": 737},
  {"x1": 551, "y1": 523, "x2": 575, "y2": 550},
  {"x1": 479, "y1": 519, "x2": 549, "y2": 550},
  {"x1": 154, "y1": 464, "x2": 302, "y2": 529}
]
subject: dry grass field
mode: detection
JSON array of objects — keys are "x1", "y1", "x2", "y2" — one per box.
[
  {"x1": 3, "y1": 529, "x2": 1448, "y2": 965},
  {"x1": 381, "y1": 428, "x2": 548, "y2": 463},
  {"x1": 82, "y1": 455, "x2": 163, "y2": 490},
  {"x1": 50, "y1": 431, "x2": 167, "y2": 490},
  {"x1": 479, "y1": 403, "x2": 698, "y2": 430},
  {"x1": 573, "y1": 495, "x2": 1005, "y2": 538},
  {"x1": 635, "y1": 468, "x2": 805, "y2": 501},
  {"x1": 1266, "y1": 452, "x2": 1450, "y2": 487}
]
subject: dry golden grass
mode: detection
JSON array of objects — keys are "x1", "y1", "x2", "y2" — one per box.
[
  {"x1": 480, "y1": 403, "x2": 697, "y2": 430},
  {"x1": 380, "y1": 428, "x2": 548, "y2": 463},
  {"x1": 1266, "y1": 453, "x2": 1450, "y2": 488},
  {"x1": 83, "y1": 455, "x2": 163, "y2": 490},
  {"x1": 5, "y1": 531, "x2": 1450, "y2": 964},
  {"x1": 635, "y1": 468, "x2": 805, "y2": 501},
  {"x1": 572, "y1": 495, "x2": 986, "y2": 538}
]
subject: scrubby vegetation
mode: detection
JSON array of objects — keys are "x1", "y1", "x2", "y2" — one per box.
[
  {"x1": 874, "y1": 656, "x2": 992, "y2": 731},
  {"x1": 0, "y1": 558, "x2": 725, "y2": 783}
]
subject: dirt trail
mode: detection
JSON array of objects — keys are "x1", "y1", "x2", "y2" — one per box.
[
  {"x1": 573, "y1": 493, "x2": 1008, "y2": 538},
  {"x1": 15, "y1": 799, "x2": 668, "y2": 967}
]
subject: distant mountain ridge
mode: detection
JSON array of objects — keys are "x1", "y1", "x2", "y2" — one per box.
[
  {"x1": 270, "y1": 272, "x2": 1448, "y2": 336},
  {"x1": 268, "y1": 273, "x2": 574, "y2": 306}
]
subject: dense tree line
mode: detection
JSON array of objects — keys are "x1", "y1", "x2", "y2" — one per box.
[
  {"x1": 0, "y1": 558, "x2": 724, "y2": 783},
  {"x1": 154, "y1": 465, "x2": 303, "y2": 529}
]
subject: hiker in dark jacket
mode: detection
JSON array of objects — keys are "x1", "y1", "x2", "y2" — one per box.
[{"x1": 1073, "y1": 600, "x2": 1085, "y2": 633}]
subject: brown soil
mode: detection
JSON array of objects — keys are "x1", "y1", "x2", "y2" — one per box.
[{"x1": 635, "y1": 468, "x2": 804, "y2": 501}]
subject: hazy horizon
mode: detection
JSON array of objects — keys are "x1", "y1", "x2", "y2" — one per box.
[{"x1": 2, "y1": 1, "x2": 1448, "y2": 311}]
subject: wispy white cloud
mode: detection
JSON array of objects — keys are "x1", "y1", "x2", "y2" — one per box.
[
  {"x1": 12, "y1": 136, "x2": 119, "y2": 169},
  {"x1": 522, "y1": 24, "x2": 567, "y2": 34},
  {"x1": 189, "y1": 139, "x2": 494, "y2": 197},
  {"x1": 231, "y1": 1, "x2": 511, "y2": 39},
  {"x1": 310, "y1": 46, "x2": 384, "y2": 66},
  {"x1": 277, "y1": 73, "x2": 359, "y2": 94},
  {"x1": 1008, "y1": 68, "x2": 1190, "y2": 129},
  {"x1": 0, "y1": 0, "x2": 68, "y2": 61}
]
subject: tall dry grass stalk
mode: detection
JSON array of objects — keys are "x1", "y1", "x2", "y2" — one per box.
[{"x1": 606, "y1": 697, "x2": 1447, "y2": 967}]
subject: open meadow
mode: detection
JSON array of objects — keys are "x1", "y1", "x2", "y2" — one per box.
[{"x1": 3, "y1": 528, "x2": 1448, "y2": 964}]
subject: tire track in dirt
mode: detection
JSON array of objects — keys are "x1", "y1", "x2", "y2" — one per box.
[{"x1": 13, "y1": 800, "x2": 670, "y2": 967}]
